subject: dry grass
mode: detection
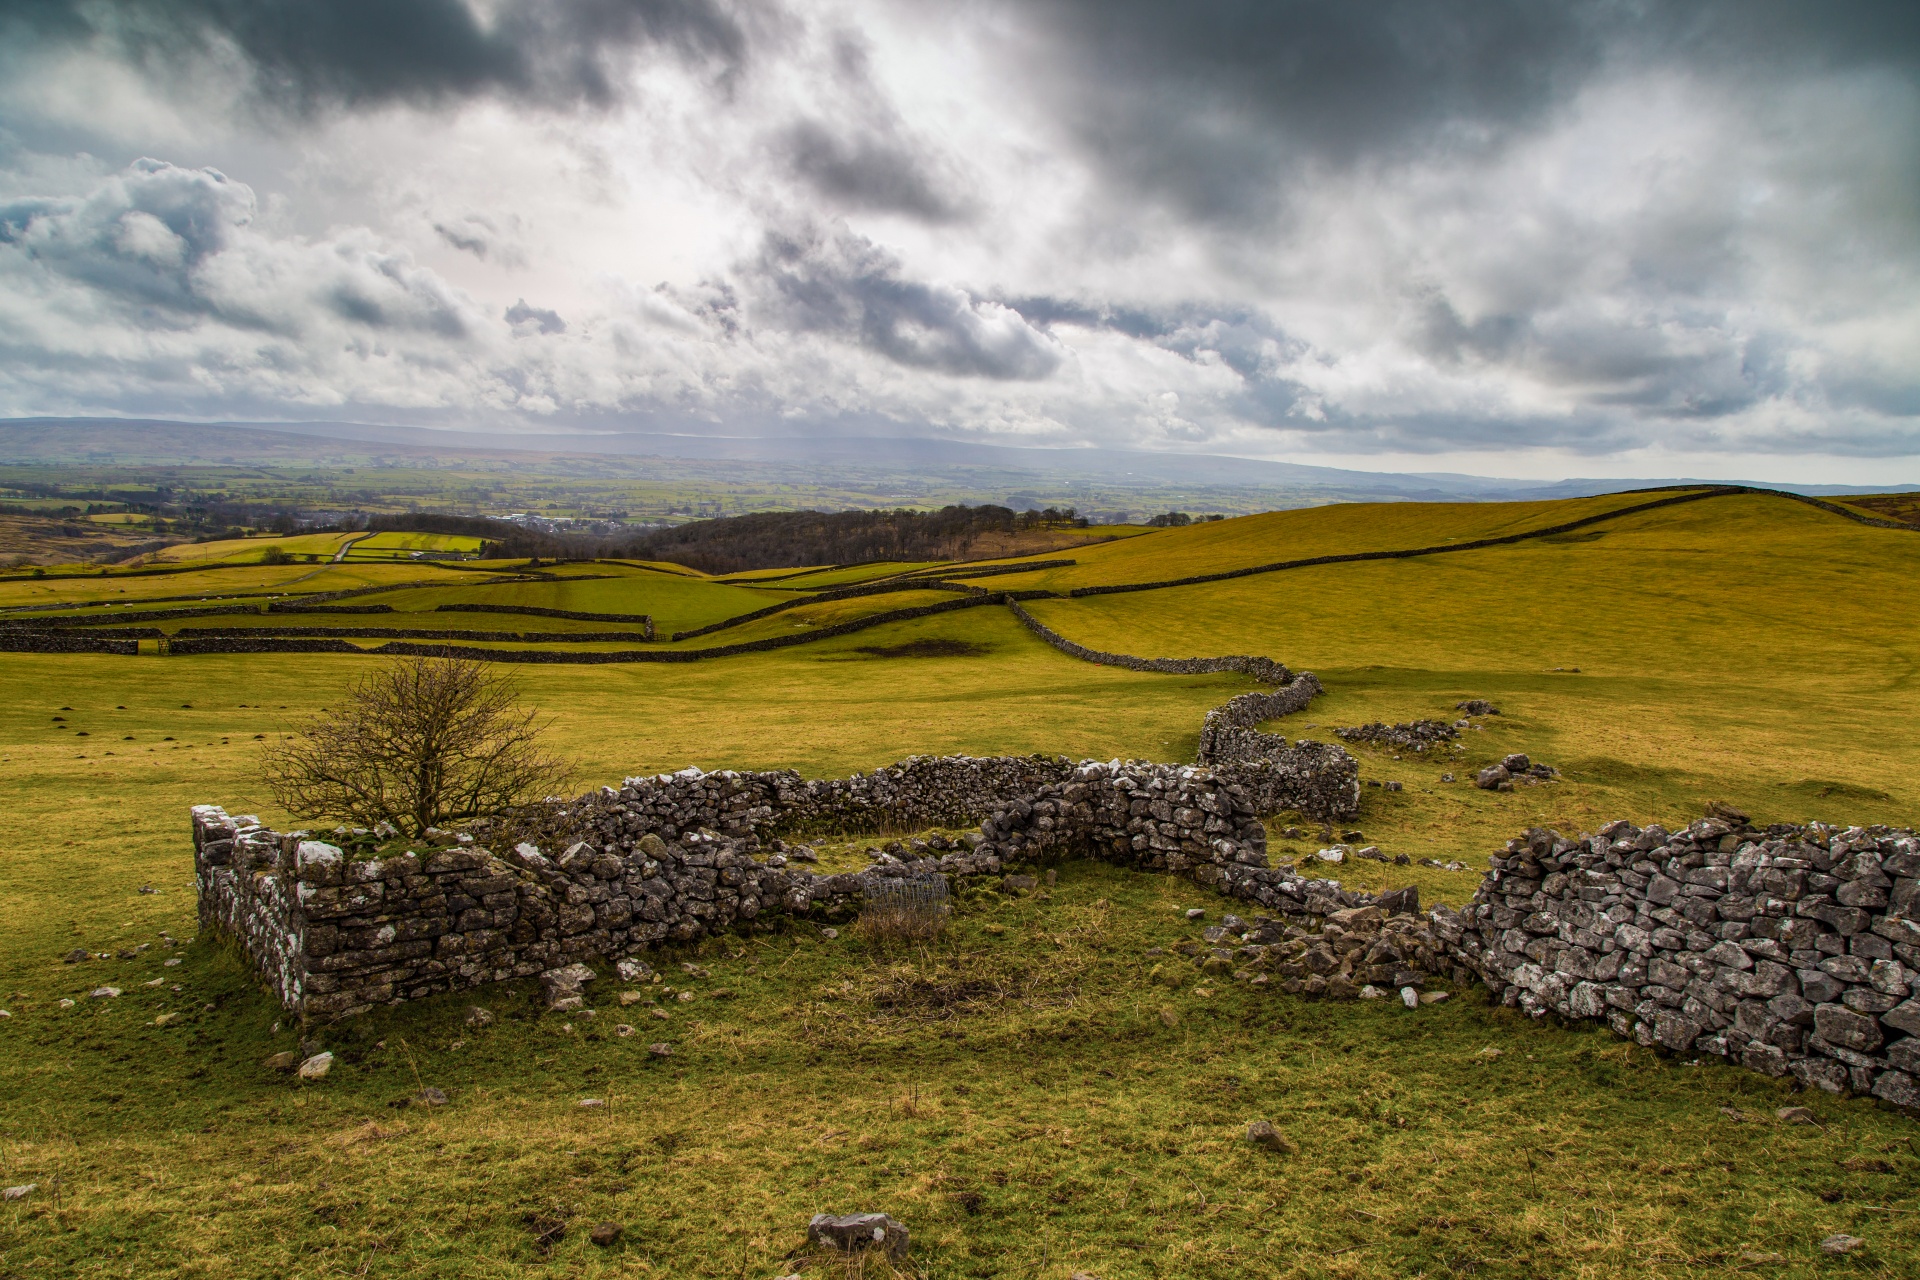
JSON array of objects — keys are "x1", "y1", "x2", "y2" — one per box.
[{"x1": 855, "y1": 879, "x2": 953, "y2": 947}]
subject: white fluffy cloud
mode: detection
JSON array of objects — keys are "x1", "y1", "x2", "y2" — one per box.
[{"x1": 0, "y1": 0, "x2": 1913, "y2": 478}]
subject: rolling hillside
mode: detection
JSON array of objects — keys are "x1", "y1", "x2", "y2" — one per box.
[{"x1": 3, "y1": 485, "x2": 1919, "y2": 1277}]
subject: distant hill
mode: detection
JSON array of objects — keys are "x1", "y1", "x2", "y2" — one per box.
[{"x1": 1, "y1": 416, "x2": 1911, "y2": 504}]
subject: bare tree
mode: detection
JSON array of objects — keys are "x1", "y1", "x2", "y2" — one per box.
[{"x1": 264, "y1": 656, "x2": 571, "y2": 836}]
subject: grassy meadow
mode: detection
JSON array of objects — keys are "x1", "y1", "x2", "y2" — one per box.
[{"x1": 3, "y1": 487, "x2": 1919, "y2": 1277}]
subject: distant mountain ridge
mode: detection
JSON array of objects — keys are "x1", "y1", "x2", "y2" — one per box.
[{"x1": 0, "y1": 417, "x2": 1910, "y2": 501}]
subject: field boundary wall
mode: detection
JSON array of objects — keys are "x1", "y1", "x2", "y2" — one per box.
[
  {"x1": 1005, "y1": 600, "x2": 1294, "y2": 683},
  {"x1": 175, "y1": 626, "x2": 660, "y2": 644},
  {"x1": 1432, "y1": 818, "x2": 1920, "y2": 1109},
  {"x1": 671, "y1": 579, "x2": 979, "y2": 641},
  {"x1": 1068, "y1": 488, "x2": 1736, "y2": 597},
  {"x1": 432, "y1": 604, "x2": 654, "y2": 632}
]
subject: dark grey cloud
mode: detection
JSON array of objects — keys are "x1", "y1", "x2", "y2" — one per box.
[
  {"x1": 0, "y1": 0, "x2": 749, "y2": 111},
  {"x1": 0, "y1": 3, "x2": 1915, "y2": 467},
  {"x1": 781, "y1": 120, "x2": 959, "y2": 221},
  {"x1": 505, "y1": 299, "x2": 566, "y2": 334},
  {"x1": 754, "y1": 226, "x2": 1062, "y2": 380},
  {"x1": 1020, "y1": 0, "x2": 1920, "y2": 222},
  {"x1": 433, "y1": 219, "x2": 490, "y2": 258}
]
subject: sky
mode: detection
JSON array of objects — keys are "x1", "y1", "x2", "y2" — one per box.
[{"x1": 0, "y1": 1, "x2": 1915, "y2": 482}]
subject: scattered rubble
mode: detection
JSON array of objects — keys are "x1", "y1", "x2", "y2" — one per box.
[
  {"x1": 1336, "y1": 719, "x2": 1458, "y2": 753},
  {"x1": 1475, "y1": 753, "x2": 1560, "y2": 790}
]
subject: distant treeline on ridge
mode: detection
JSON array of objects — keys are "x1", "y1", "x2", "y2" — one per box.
[
  {"x1": 621, "y1": 505, "x2": 1087, "y2": 574},
  {"x1": 362, "y1": 505, "x2": 1091, "y2": 573}
]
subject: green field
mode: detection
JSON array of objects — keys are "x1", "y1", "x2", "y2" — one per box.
[
  {"x1": 339, "y1": 533, "x2": 484, "y2": 561},
  {"x1": 3, "y1": 487, "x2": 1919, "y2": 1277}
]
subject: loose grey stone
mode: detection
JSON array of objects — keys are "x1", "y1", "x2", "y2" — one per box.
[
  {"x1": 809, "y1": 1212, "x2": 909, "y2": 1261},
  {"x1": 1245, "y1": 1120, "x2": 1296, "y2": 1154}
]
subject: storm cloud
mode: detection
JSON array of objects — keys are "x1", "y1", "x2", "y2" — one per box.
[
  {"x1": 0, "y1": 0, "x2": 750, "y2": 111},
  {"x1": 0, "y1": 1, "x2": 1914, "y2": 477}
]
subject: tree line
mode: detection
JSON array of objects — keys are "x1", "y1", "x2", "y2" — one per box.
[{"x1": 355, "y1": 505, "x2": 1095, "y2": 573}]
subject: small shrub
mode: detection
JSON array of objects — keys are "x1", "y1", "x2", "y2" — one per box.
[
  {"x1": 264, "y1": 655, "x2": 571, "y2": 836},
  {"x1": 857, "y1": 877, "x2": 950, "y2": 945}
]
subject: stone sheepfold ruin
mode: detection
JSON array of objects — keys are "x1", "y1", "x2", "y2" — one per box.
[{"x1": 189, "y1": 655, "x2": 1920, "y2": 1114}]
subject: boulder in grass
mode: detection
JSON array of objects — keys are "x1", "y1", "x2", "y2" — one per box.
[
  {"x1": 1245, "y1": 1120, "x2": 1296, "y2": 1154},
  {"x1": 1475, "y1": 764, "x2": 1510, "y2": 790},
  {"x1": 540, "y1": 963, "x2": 596, "y2": 1012},
  {"x1": 808, "y1": 1212, "x2": 910, "y2": 1262}
]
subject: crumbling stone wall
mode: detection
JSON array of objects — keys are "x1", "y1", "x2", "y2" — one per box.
[
  {"x1": 1196, "y1": 682, "x2": 1326, "y2": 764},
  {"x1": 1434, "y1": 818, "x2": 1920, "y2": 1108},
  {"x1": 192, "y1": 749, "x2": 1366, "y2": 1019}
]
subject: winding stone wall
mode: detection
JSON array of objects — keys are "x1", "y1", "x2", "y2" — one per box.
[
  {"x1": 1433, "y1": 818, "x2": 1920, "y2": 1108},
  {"x1": 1006, "y1": 601, "x2": 1294, "y2": 683},
  {"x1": 1196, "y1": 683, "x2": 1325, "y2": 763}
]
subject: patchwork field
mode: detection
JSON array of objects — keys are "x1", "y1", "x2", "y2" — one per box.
[{"x1": 3, "y1": 486, "x2": 1919, "y2": 1278}]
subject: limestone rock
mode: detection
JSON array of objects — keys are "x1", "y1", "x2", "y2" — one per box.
[
  {"x1": 589, "y1": 1222, "x2": 623, "y2": 1247},
  {"x1": 540, "y1": 963, "x2": 596, "y2": 1013},
  {"x1": 1245, "y1": 1120, "x2": 1296, "y2": 1154},
  {"x1": 1820, "y1": 1234, "x2": 1864, "y2": 1256},
  {"x1": 464, "y1": 1006, "x2": 494, "y2": 1028},
  {"x1": 616, "y1": 958, "x2": 653, "y2": 983},
  {"x1": 808, "y1": 1212, "x2": 909, "y2": 1261},
  {"x1": 297, "y1": 1051, "x2": 334, "y2": 1081}
]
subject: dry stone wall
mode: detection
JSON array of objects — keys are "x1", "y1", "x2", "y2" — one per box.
[
  {"x1": 0, "y1": 631, "x2": 140, "y2": 654},
  {"x1": 176, "y1": 627, "x2": 660, "y2": 644},
  {"x1": 1006, "y1": 601, "x2": 1293, "y2": 683},
  {"x1": 193, "y1": 781, "x2": 1920, "y2": 1117},
  {"x1": 1434, "y1": 818, "x2": 1920, "y2": 1108},
  {"x1": 191, "y1": 748, "x2": 1368, "y2": 1019}
]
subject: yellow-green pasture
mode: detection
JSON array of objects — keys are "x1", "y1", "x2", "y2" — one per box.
[
  {"x1": 151, "y1": 532, "x2": 357, "y2": 565},
  {"x1": 340, "y1": 531, "x2": 486, "y2": 560},
  {"x1": 3, "y1": 487, "x2": 1920, "y2": 1277},
  {"x1": 976, "y1": 489, "x2": 1695, "y2": 593}
]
